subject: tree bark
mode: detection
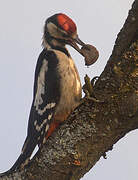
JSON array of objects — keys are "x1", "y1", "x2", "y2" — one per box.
[{"x1": 0, "y1": 0, "x2": 138, "y2": 179}]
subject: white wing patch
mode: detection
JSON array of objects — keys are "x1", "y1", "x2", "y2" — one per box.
[
  {"x1": 37, "y1": 102, "x2": 56, "y2": 115},
  {"x1": 34, "y1": 59, "x2": 56, "y2": 115},
  {"x1": 48, "y1": 114, "x2": 52, "y2": 120},
  {"x1": 45, "y1": 103, "x2": 56, "y2": 109},
  {"x1": 45, "y1": 124, "x2": 49, "y2": 132},
  {"x1": 34, "y1": 59, "x2": 48, "y2": 112},
  {"x1": 36, "y1": 102, "x2": 56, "y2": 116},
  {"x1": 34, "y1": 118, "x2": 48, "y2": 132}
]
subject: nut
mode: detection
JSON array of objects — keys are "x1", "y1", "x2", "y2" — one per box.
[{"x1": 81, "y1": 44, "x2": 99, "y2": 66}]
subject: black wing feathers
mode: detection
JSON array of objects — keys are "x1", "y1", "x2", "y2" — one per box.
[
  {"x1": 0, "y1": 49, "x2": 61, "y2": 175},
  {"x1": 27, "y1": 49, "x2": 61, "y2": 147}
]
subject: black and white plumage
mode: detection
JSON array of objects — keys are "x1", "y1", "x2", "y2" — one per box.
[{"x1": 0, "y1": 13, "x2": 86, "y2": 176}]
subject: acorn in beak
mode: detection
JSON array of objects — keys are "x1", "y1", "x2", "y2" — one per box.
[
  {"x1": 68, "y1": 35, "x2": 85, "y2": 54},
  {"x1": 68, "y1": 35, "x2": 99, "y2": 66}
]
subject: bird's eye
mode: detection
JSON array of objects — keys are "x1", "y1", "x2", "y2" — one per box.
[{"x1": 62, "y1": 33, "x2": 69, "y2": 38}]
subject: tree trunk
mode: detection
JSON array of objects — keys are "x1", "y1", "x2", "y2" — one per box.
[{"x1": 0, "y1": 0, "x2": 138, "y2": 179}]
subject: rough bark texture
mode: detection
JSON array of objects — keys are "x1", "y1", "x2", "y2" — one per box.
[{"x1": 0, "y1": 0, "x2": 138, "y2": 179}]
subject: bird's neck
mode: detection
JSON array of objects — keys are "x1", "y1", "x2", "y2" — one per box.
[{"x1": 42, "y1": 36, "x2": 70, "y2": 57}]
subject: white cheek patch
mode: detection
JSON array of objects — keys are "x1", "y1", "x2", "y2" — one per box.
[{"x1": 47, "y1": 22, "x2": 68, "y2": 39}]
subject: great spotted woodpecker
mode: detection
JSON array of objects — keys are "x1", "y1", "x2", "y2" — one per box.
[{"x1": 0, "y1": 13, "x2": 87, "y2": 175}]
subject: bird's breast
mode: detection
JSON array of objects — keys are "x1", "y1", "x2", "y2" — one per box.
[{"x1": 53, "y1": 50, "x2": 82, "y2": 122}]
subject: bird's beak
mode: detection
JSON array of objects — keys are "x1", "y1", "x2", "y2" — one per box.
[
  {"x1": 68, "y1": 35, "x2": 85, "y2": 55},
  {"x1": 68, "y1": 35, "x2": 99, "y2": 66}
]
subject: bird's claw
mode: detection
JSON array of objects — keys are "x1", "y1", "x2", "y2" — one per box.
[{"x1": 82, "y1": 75, "x2": 103, "y2": 103}]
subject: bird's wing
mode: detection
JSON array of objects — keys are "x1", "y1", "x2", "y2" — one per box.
[
  {"x1": 1, "y1": 50, "x2": 61, "y2": 174},
  {"x1": 26, "y1": 49, "x2": 60, "y2": 147}
]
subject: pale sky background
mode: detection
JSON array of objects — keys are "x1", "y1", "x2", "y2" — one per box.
[{"x1": 0, "y1": 0, "x2": 137, "y2": 180}]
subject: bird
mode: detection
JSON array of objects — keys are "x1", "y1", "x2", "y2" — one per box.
[{"x1": 0, "y1": 13, "x2": 87, "y2": 176}]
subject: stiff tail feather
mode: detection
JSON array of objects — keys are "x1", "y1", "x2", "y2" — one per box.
[{"x1": 0, "y1": 137, "x2": 37, "y2": 177}]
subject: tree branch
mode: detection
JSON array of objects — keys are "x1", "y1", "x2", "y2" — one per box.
[{"x1": 0, "y1": 0, "x2": 138, "y2": 179}]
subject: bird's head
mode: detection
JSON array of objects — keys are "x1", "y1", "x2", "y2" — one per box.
[{"x1": 43, "y1": 13, "x2": 85, "y2": 54}]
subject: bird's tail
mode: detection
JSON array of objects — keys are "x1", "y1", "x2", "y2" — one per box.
[{"x1": 0, "y1": 137, "x2": 37, "y2": 177}]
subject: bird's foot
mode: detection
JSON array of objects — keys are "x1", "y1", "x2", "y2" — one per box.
[{"x1": 81, "y1": 75, "x2": 103, "y2": 103}]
